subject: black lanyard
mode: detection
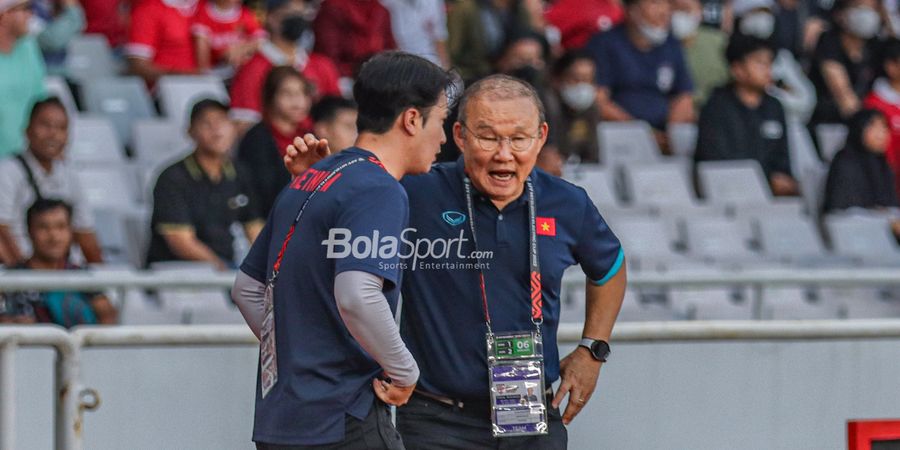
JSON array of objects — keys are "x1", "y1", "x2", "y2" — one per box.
[
  {"x1": 269, "y1": 157, "x2": 368, "y2": 285},
  {"x1": 462, "y1": 176, "x2": 543, "y2": 336}
]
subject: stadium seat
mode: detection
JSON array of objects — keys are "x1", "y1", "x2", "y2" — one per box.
[
  {"x1": 755, "y1": 215, "x2": 829, "y2": 264},
  {"x1": 621, "y1": 161, "x2": 698, "y2": 207},
  {"x1": 156, "y1": 75, "x2": 229, "y2": 127},
  {"x1": 760, "y1": 287, "x2": 841, "y2": 320},
  {"x1": 611, "y1": 216, "x2": 685, "y2": 268},
  {"x1": 696, "y1": 159, "x2": 772, "y2": 207},
  {"x1": 683, "y1": 216, "x2": 759, "y2": 263},
  {"x1": 131, "y1": 119, "x2": 193, "y2": 165},
  {"x1": 667, "y1": 122, "x2": 697, "y2": 158},
  {"x1": 824, "y1": 212, "x2": 900, "y2": 266},
  {"x1": 65, "y1": 34, "x2": 118, "y2": 84},
  {"x1": 81, "y1": 76, "x2": 156, "y2": 145},
  {"x1": 568, "y1": 165, "x2": 623, "y2": 207},
  {"x1": 668, "y1": 286, "x2": 754, "y2": 320},
  {"x1": 597, "y1": 121, "x2": 661, "y2": 167},
  {"x1": 150, "y1": 262, "x2": 233, "y2": 313},
  {"x1": 815, "y1": 123, "x2": 848, "y2": 162},
  {"x1": 788, "y1": 122, "x2": 829, "y2": 216},
  {"x1": 68, "y1": 115, "x2": 125, "y2": 163},
  {"x1": 44, "y1": 76, "x2": 79, "y2": 116},
  {"x1": 74, "y1": 164, "x2": 139, "y2": 210}
]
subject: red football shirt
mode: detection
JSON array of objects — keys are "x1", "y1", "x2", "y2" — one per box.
[
  {"x1": 83, "y1": 0, "x2": 128, "y2": 46},
  {"x1": 313, "y1": 0, "x2": 396, "y2": 77},
  {"x1": 125, "y1": 0, "x2": 198, "y2": 72},
  {"x1": 229, "y1": 41, "x2": 341, "y2": 123},
  {"x1": 545, "y1": 0, "x2": 624, "y2": 49},
  {"x1": 191, "y1": 1, "x2": 265, "y2": 66},
  {"x1": 864, "y1": 90, "x2": 900, "y2": 198}
]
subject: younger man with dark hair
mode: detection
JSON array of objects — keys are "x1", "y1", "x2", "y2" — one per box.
[
  {"x1": 147, "y1": 99, "x2": 262, "y2": 269},
  {"x1": 0, "y1": 199, "x2": 117, "y2": 326},
  {"x1": 695, "y1": 35, "x2": 799, "y2": 196},
  {"x1": 310, "y1": 96, "x2": 358, "y2": 152}
]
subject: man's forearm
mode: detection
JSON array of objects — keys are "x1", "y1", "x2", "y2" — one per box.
[
  {"x1": 74, "y1": 231, "x2": 103, "y2": 263},
  {"x1": 583, "y1": 262, "x2": 627, "y2": 341},
  {"x1": 0, "y1": 225, "x2": 22, "y2": 266},
  {"x1": 161, "y1": 232, "x2": 226, "y2": 268}
]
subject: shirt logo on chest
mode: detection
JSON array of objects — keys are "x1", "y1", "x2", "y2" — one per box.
[{"x1": 442, "y1": 211, "x2": 467, "y2": 226}]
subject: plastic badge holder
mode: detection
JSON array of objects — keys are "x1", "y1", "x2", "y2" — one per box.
[{"x1": 487, "y1": 331, "x2": 549, "y2": 437}]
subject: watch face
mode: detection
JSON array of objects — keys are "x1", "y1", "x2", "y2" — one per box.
[{"x1": 591, "y1": 341, "x2": 610, "y2": 361}]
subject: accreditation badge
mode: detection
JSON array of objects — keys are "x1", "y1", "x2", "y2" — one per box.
[
  {"x1": 487, "y1": 331, "x2": 549, "y2": 437},
  {"x1": 259, "y1": 282, "x2": 278, "y2": 398}
]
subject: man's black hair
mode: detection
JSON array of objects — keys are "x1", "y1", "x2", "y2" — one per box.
[
  {"x1": 311, "y1": 96, "x2": 358, "y2": 124},
  {"x1": 28, "y1": 97, "x2": 67, "y2": 124},
  {"x1": 26, "y1": 198, "x2": 72, "y2": 230},
  {"x1": 189, "y1": 98, "x2": 230, "y2": 126},
  {"x1": 726, "y1": 35, "x2": 775, "y2": 65},
  {"x1": 552, "y1": 49, "x2": 594, "y2": 78},
  {"x1": 353, "y1": 51, "x2": 457, "y2": 134}
]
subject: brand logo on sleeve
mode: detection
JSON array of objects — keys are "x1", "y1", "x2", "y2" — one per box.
[{"x1": 442, "y1": 211, "x2": 467, "y2": 226}]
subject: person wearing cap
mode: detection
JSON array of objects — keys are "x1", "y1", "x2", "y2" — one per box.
[
  {"x1": 695, "y1": 35, "x2": 799, "y2": 197},
  {"x1": 233, "y1": 51, "x2": 454, "y2": 449},
  {"x1": 585, "y1": 0, "x2": 694, "y2": 152},
  {"x1": 147, "y1": 99, "x2": 263, "y2": 269},
  {"x1": 229, "y1": 0, "x2": 340, "y2": 132},
  {"x1": 285, "y1": 74, "x2": 627, "y2": 449},
  {"x1": 124, "y1": 0, "x2": 199, "y2": 85},
  {"x1": 731, "y1": 0, "x2": 816, "y2": 123},
  {"x1": 0, "y1": 0, "x2": 47, "y2": 159}
]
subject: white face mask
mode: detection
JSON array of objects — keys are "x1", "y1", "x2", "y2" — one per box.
[
  {"x1": 739, "y1": 11, "x2": 775, "y2": 39},
  {"x1": 845, "y1": 7, "x2": 881, "y2": 39},
  {"x1": 560, "y1": 83, "x2": 596, "y2": 112},
  {"x1": 638, "y1": 21, "x2": 670, "y2": 46},
  {"x1": 671, "y1": 11, "x2": 700, "y2": 39}
]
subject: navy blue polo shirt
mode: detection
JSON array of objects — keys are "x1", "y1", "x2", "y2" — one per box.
[
  {"x1": 585, "y1": 25, "x2": 693, "y2": 130},
  {"x1": 240, "y1": 148, "x2": 408, "y2": 446},
  {"x1": 399, "y1": 159, "x2": 623, "y2": 401}
]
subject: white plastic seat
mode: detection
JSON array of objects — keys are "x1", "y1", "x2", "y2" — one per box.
[
  {"x1": 67, "y1": 115, "x2": 125, "y2": 163},
  {"x1": 825, "y1": 213, "x2": 900, "y2": 266},
  {"x1": 667, "y1": 122, "x2": 697, "y2": 158},
  {"x1": 683, "y1": 216, "x2": 759, "y2": 263},
  {"x1": 755, "y1": 215, "x2": 828, "y2": 263},
  {"x1": 569, "y1": 165, "x2": 622, "y2": 207},
  {"x1": 65, "y1": 34, "x2": 118, "y2": 83},
  {"x1": 74, "y1": 164, "x2": 138, "y2": 210},
  {"x1": 815, "y1": 123, "x2": 848, "y2": 162},
  {"x1": 622, "y1": 161, "x2": 698, "y2": 207},
  {"x1": 613, "y1": 216, "x2": 684, "y2": 265},
  {"x1": 597, "y1": 121, "x2": 661, "y2": 167},
  {"x1": 156, "y1": 75, "x2": 229, "y2": 127},
  {"x1": 131, "y1": 119, "x2": 193, "y2": 165},
  {"x1": 150, "y1": 262, "x2": 232, "y2": 311},
  {"x1": 761, "y1": 287, "x2": 841, "y2": 320},
  {"x1": 668, "y1": 286, "x2": 753, "y2": 320},
  {"x1": 81, "y1": 76, "x2": 156, "y2": 144},
  {"x1": 696, "y1": 159, "x2": 772, "y2": 206}
]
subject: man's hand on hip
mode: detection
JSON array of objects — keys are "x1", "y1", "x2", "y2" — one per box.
[
  {"x1": 551, "y1": 346, "x2": 602, "y2": 425},
  {"x1": 373, "y1": 378, "x2": 415, "y2": 406}
]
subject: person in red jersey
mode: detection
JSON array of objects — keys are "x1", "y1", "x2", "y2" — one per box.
[
  {"x1": 191, "y1": 0, "x2": 266, "y2": 74},
  {"x1": 312, "y1": 0, "x2": 396, "y2": 78},
  {"x1": 125, "y1": 0, "x2": 199, "y2": 85},
  {"x1": 545, "y1": 0, "x2": 625, "y2": 49}
]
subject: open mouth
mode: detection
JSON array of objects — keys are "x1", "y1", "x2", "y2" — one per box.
[{"x1": 489, "y1": 170, "x2": 515, "y2": 182}]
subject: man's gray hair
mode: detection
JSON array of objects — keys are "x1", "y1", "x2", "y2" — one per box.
[{"x1": 457, "y1": 75, "x2": 546, "y2": 125}]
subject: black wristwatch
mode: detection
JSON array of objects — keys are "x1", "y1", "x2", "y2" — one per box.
[{"x1": 579, "y1": 338, "x2": 610, "y2": 362}]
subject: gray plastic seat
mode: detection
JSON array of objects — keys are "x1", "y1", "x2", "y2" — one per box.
[
  {"x1": 815, "y1": 123, "x2": 848, "y2": 162},
  {"x1": 697, "y1": 159, "x2": 772, "y2": 207},
  {"x1": 824, "y1": 213, "x2": 900, "y2": 266},
  {"x1": 74, "y1": 163, "x2": 138, "y2": 210},
  {"x1": 157, "y1": 75, "x2": 229, "y2": 127},
  {"x1": 44, "y1": 76, "x2": 79, "y2": 116},
  {"x1": 65, "y1": 34, "x2": 118, "y2": 83},
  {"x1": 131, "y1": 119, "x2": 193, "y2": 164},
  {"x1": 622, "y1": 161, "x2": 698, "y2": 207},
  {"x1": 569, "y1": 165, "x2": 622, "y2": 207},
  {"x1": 67, "y1": 115, "x2": 125, "y2": 163},
  {"x1": 683, "y1": 216, "x2": 759, "y2": 263},
  {"x1": 667, "y1": 123, "x2": 697, "y2": 158},
  {"x1": 756, "y1": 215, "x2": 827, "y2": 262},
  {"x1": 760, "y1": 287, "x2": 841, "y2": 320},
  {"x1": 82, "y1": 76, "x2": 156, "y2": 144},
  {"x1": 668, "y1": 286, "x2": 753, "y2": 320},
  {"x1": 597, "y1": 121, "x2": 661, "y2": 167}
]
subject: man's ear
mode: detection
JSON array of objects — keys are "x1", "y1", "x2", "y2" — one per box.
[
  {"x1": 400, "y1": 107, "x2": 421, "y2": 136},
  {"x1": 452, "y1": 121, "x2": 465, "y2": 149}
]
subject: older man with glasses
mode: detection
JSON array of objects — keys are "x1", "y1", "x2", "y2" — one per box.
[{"x1": 286, "y1": 74, "x2": 626, "y2": 449}]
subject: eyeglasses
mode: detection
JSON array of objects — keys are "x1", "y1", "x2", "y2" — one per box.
[{"x1": 461, "y1": 122, "x2": 541, "y2": 152}]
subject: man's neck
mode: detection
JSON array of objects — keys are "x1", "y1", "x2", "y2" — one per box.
[
  {"x1": 734, "y1": 84, "x2": 764, "y2": 108},
  {"x1": 28, "y1": 152, "x2": 55, "y2": 173},
  {"x1": 27, "y1": 256, "x2": 65, "y2": 270},
  {"x1": 626, "y1": 23, "x2": 653, "y2": 51},
  {"x1": 840, "y1": 32, "x2": 864, "y2": 60},
  {"x1": 193, "y1": 150, "x2": 225, "y2": 181},
  {"x1": 0, "y1": 31, "x2": 16, "y2": 54},
  {"x1": 355, "y1": 133, "x2": 407, "y2": 181}
]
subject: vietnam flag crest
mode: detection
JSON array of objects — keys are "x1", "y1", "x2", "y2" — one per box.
[{"x1": 536, "y1": 217, "x2": 556, "y2": 236}]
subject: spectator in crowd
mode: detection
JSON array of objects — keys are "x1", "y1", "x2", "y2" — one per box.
[
  {"x1": 699, "y1": 0, "x2": 732, "y2": 31},
  {"x1": 148, "y1": 99, "x2": 262, "y2": 269},
  {"x1": 125, "y1": 0, "x2": 199, "y2": 85},
  {"x1": 31, "y1": 0, "x2": 86, "y2": 76},
  {"x1": 237, "y1": 66, "x2": 312, "y2": 217},
  {"x1": 381, "y1": 0, "x2": 449, "y2": 67},
  {"x1": 312, "y1": 0, "x2": 396, "y2": 78},
  {"x1": 310, "y1": 95, "x2": 357, "y2": 152},
  {"x1": 229, "y1": 0, "x2": 340, "y2": 129},
  {"x1": 672, "y1": 0, "x2": 729, "y2": 110},
  {"x1": 586, "y1": 0, "x2": 695, "y2": 151},
  {"x1": 544, "y1": 0, "x2": 625, "y2": 49},
  {"x1": 191, "y1": 0, "x2": 266, "y2": 75},
  {"x1": 81, "y1": 0, "x2": 127, "y2": 46},
  {"x1": 0, "y1": 199, "x2": 117, "y2": 326},
  {"x1": 823, "y1": 110, "x2": 900, "y2": 238},
  {"x1": 863, "y1": 38, "x2": 900, "y2": 200},
  {"x1": 447, "y1": 0, "x2": 537, "y2": 84},
  {"x1": 545, "y1": 50, "x2": 602, "y2": 163},
  {"x1": 695, "y1": 36, "x2": 800, "y2": 196},
  {"x1": 808, "y1": 0, "x2": 881, "y2": 128},
  {"x1": 772, "y1": 0, "x2": 806, "y2": 58},
  {"x1": 732, "y1": 0, "x2": 816, "y2": 123},
  {"x1": 0, "y1": 0, "x2": 46, "y2": 159},
  {"x1": 496, "y1": 30, "x2": 551, "y2": 95},
  {"x1": 0, "y1": 98, "x2": 102, "y2": 267}
]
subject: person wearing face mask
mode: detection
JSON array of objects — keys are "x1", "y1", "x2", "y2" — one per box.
[
  {"x1": 496, "y1": 31, "x2": 551, "y2": 94},
  {"x1": 823, "y1": 109, "x2": 900, "y2": 239},
  {"x1": 229, "y1": 0, "x2": 340, "y2": 133},
  {"x1": 809, "y1": 0, "x2": 881, "y2": 129},
  {"x1": 695, "y1": 36, "x2": 800, "y2": 197},
  {"x1": 732, "y1": 0, "x2": 817, "y2": 123},
  {"x1": 672, "y1": 0, "x2": 729, "y2": 110},
  {"x1": 586, "y1": 0, "x2": 694, "y2": 152},
  {"x1": 544, "y1": 50, "x2": 602, "y2": 164}
]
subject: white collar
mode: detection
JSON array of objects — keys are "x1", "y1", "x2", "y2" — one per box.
[
  {"x1": 873, "y1": 77, "x2": 900, "y2": 106},
  {"x1": 260, "y1": 40, "x2": 309, "y2": 70},
  {"x1": 205, "y1": 2, "x2": 241, "y2": 22}
]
